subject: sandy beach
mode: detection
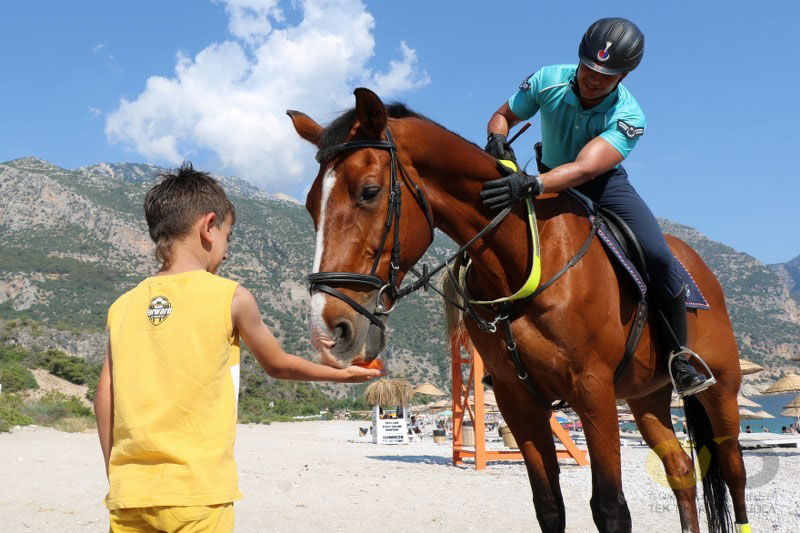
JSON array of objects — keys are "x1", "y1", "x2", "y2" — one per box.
[{"x1": 1, "y1": 420, "x2": 798, "y2": 532}]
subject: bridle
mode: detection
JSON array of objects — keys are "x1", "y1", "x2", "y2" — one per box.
[
  {"x1": 307, "y1": 126, "x2": 598, "y2": 334},
  {"x1": 307, "y1": 126, "x2": 602, "y2": 410},
  {"x1": 307, "y1": 128, "x2": 436, "y2": 331}
]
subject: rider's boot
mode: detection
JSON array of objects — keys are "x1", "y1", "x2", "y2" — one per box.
[{"x1": 660, "y1": 283, "x2": 712, "y2": 397}]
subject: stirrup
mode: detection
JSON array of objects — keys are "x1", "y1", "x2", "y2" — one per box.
[{"x1": 668, "y1": 348, "x2": 717, "y2": 398}]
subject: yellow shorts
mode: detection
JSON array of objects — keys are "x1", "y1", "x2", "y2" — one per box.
[{"x1": 109, "y1": 503, "x2": 234, "y2": 532}]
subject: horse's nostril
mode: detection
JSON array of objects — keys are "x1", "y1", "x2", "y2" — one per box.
[{"x1": 332, "y1": 320, "x2": 353, "y2": 343}]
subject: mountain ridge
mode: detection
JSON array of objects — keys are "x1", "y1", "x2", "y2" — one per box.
[{"x1": 1, "y1": 157, "x2": 798, "y2": 396}]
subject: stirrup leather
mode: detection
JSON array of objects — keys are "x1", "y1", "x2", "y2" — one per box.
[{"x1": 668, "y1": 348, "x2": 717, "y2": 398}]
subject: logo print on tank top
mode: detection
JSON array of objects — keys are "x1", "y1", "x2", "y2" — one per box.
[{"x1": 147, "y1": 296, "x2": 172, "y2": 325}]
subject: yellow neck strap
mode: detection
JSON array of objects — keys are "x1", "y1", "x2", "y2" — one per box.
[{"x1": 469, "y1": 159, "x2": 542, "y2": 305}]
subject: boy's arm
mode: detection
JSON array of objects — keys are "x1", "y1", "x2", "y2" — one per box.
[
  {"x1": 231, "y1": 286, "x2": 381, "y2": 383},
  {"x1": 93, "y1": 341, "x2": 113, "y2": 478}
]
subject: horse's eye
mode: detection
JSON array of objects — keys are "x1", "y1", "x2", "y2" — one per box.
[{"x1": 360, "y1": 185, "x2": 381, "y2": 203}]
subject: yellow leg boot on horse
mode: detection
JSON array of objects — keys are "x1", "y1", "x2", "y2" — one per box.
[{"x1": 660, "y1": 283, "x2": 716, "y2": 397}]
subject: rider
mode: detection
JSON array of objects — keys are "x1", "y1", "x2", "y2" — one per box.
[{"x1": 480, "y1": 17, "x2": 711, "y2": 397}]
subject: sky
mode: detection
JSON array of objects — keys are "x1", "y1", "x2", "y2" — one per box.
[{"x1": 1, "y1": 1, "x2": 798, "y2": 264}]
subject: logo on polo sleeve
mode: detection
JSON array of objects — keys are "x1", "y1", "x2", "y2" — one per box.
[
  {"x1": 147, "y1": 296, "x2": 172, "y2": 325},
  {"x1": 617, "y1": 120, "x2": 645, "y2": 139},
  {"x1": 519, "y1": 72, "x2": 534, "y2": 91}
]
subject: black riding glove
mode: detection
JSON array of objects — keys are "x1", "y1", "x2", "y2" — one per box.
[
  {"x1": 484, "y1": 133, "x2": 517, "y2": 162},
  {"x1": 480, "y1": 172, "x2": 544, "y2": 210}
]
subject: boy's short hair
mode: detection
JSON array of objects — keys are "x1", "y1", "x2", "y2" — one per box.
[{"x1": 144, "y1": 162, "x2": 236, "y2": 265}]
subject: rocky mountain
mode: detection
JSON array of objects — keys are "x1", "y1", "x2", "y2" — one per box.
[
  {"x1": 769, "y1": 254, "x2": 800, "y2": 295},
  {"x1": 0, "y1": 157, "x2": 452, "y2": 398},
  {"x1": 1, "y1": 157, "x2": 798, "y2": 396}
]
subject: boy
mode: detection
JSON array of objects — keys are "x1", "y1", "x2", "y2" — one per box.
[{"x1": 94, "y1": 163, "x2": 380, "y2": 532}]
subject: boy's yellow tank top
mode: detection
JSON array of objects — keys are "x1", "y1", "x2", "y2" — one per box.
[{"x1": 105, "y1": 270, "x2": 242, "y2": 509}]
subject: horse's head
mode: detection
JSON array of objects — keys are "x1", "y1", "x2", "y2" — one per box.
[{"x1": 288, "y1": 88, "x2": 433, "y2": 368}]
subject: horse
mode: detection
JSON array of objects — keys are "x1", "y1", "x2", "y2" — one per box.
[{"x1": 289, "y1": 87, "x2": 747, "y2": 533}]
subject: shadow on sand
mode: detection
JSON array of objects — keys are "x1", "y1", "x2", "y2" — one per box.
[{"x1": 366, "y1": 455, "x2": 456, "y2": 466}]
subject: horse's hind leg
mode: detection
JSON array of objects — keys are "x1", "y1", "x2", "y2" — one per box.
[
  {"x1": 572, "y1": 382, "x2": 631, "y2": 533},
  {"x1": 628, "y1": 385, "x2": 700, "y2": 533},
  {"x1": 493, "y1": 382, "x2": 565, "y2": 532},
  {"x1": 697, "y1": 386, "x2": 748, "y2": 525}
]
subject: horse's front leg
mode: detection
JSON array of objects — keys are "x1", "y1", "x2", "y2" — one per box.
[
  {"x1": 572, "y1": 377, "x2": 632, "y2": 533},
  {"x1": 494, "y1": 381, "x2": 565, "y2": 532}
]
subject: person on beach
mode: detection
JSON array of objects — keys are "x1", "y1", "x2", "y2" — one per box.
[
  {"x1": 480, "y1": 17, "x2": 711, "y2": 397},
  {"x1": 93, "y1": 163, "x2": 381, "y2": 532}
]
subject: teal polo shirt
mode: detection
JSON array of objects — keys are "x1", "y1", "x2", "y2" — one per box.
[{"x1": 508, "y1": 64, "x2": 646, "y2": 169}]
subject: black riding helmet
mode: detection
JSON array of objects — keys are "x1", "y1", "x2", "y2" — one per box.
[{"x1": 579, "y1": 17, "x2": 644, "y2": 75}]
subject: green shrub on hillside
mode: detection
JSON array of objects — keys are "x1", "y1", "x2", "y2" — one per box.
[
  {"x1": 33, "y1": 349, "x2": 100, "y2": 386},
  {"x1": 0, "y1": 405, "x2": 33, "y2": 431},
  {"x1": 0, "y1": 394, "x2": 33, "y2": 432},
  {"x1": 22, "y1": 391, "x2": 92, "y2": 425},
  {"x1": 0, "y1": 360, "x2": 38, "y2": 392}
]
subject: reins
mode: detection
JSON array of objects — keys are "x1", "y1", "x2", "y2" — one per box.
[{"x1": 308, "y1": 127, "x2": 601, "y2": 409}]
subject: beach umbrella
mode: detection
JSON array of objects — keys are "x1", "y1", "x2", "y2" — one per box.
[
  {"x1": 364, "y1": 379, "x2": 414, "y2": 407},
  {"x1": 780, "y1": 406, "x2": 800, "y2": 427},
  {"x1": 737, "y1": 395, "x2": 761, "y2": 408},
  {"x1": 739, "y1": 359, "x2": 765, "y2": 376},
  {"x1": 764, "y1": 374, "x2": 800, "y2": 427},
  {"x1": 764, "y1": 374, "x2": 800, "y2": 395},
  {"x1": 784, "y1": 398, "x2": 800, "y2": 409},
  {"x1": 738, "y1": 408, "x2": 759, "y2": 419},
  {"x1": 753, "y1": 409, "x2": 774, "y2": 420},
  {"x1": 670, "y1": 396, "x2": 684, "y2": 409},
  {"x1": 413, "y1": 382, "x2": 447, "y2": 396}
]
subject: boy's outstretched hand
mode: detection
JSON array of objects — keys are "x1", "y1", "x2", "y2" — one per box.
[
  {"x1": 339, "y1": 365, "x2": 384, "y2": 383},
  {"x1": 233, "y1": 285, "x2": 385, "y2": 384}
]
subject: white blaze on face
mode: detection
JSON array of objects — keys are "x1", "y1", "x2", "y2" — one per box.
[{"x1": 309, "y1": 168, "x2": 337, "y2": 352}]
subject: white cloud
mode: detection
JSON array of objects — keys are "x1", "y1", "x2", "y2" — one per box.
[
  {"x1": 92, "y1": 43, "x2": 106, "y2": 54},
  {"x1": 88, "y1": 107, "x2": 102, "y2": 119},
  {"x1": 105, "y1": 0, "x2": 430, "y2": 193}
]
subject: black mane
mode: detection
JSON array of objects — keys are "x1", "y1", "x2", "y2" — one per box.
[{"x1": 318, "y1": 102, "x2": 447, "y2": 153}]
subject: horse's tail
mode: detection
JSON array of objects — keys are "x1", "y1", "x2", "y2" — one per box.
[
  {"x1": 684, "y1": 395, "x2": 734, "y2": 533},
  {"x1": 442, "y1": 257, "x2": 472, "y2": 354}
]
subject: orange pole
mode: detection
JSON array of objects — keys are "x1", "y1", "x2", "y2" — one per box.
[
  {"x1": 451, "y1": 333, "x2": 464, "y2": 464},
  {"x1": 472, "y1": 348, "x2": 487, "y2": 470}
]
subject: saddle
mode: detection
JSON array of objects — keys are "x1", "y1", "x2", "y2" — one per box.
[
  {"x1": 532, "y1": 142, "x2": 709, "y2": 310},
  {"x1": 566, "y1": 188, "x2": 710, "y2": 310}
]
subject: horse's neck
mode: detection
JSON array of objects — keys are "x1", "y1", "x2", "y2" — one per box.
[{"x1": 399, "y1": 120, "x2": 562, "y2": 299}]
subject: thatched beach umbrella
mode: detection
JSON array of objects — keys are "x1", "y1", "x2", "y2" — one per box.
[
  {"x1": 737, "y1": 395, "x2": 761, "y2": 408},
  {"x1": 739, "y1": 359, "x2": 765, "y2": 376},
  {"x1": 780, "y1": 405, "x2": 800, "y2": 427},
  {"x1": 764, "y1": 374, "x2": 800, "y2": 395},
  {"x1": 753, "y1": 409, "x2": 774, "y2": 420},
  {"x1": 784, "y1": 398, "x2": 800, "y2": 409},
  {"x1": 738, "y1": 408, "x2": 759, "y2": 420},
  {"x1": 413, "y1": 382, "x2": 446, "y2": 396},
  {"x1": 364, "y1": 379, "x2": 414, "y2": 407},
  {"x1": 764, "y1": 374, "x2": 800, "y2": 427}
]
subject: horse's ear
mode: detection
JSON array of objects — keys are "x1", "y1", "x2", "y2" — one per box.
[
  {"x1": 354, "y1": 87, "x2": 387, "y2": 139},
  {"x1": 286, "y1": 110, "x2": 323, "y2": 146}
]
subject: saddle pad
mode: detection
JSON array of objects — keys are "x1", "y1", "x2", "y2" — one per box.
[{"x1": 565, "y1": 190, "x2": 710, "y2": 310}]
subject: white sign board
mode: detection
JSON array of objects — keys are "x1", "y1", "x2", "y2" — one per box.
[{"x1": 372, "y1": 406, "x2": 409, "y2": 444}]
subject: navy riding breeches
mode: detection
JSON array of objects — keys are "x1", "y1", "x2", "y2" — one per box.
[
  {"x1": 575, "y1": 166, "x2": 683, "y2": 299},
  {"x1": 534, "y1": 144, "x2": 682, "y2": 300}
]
